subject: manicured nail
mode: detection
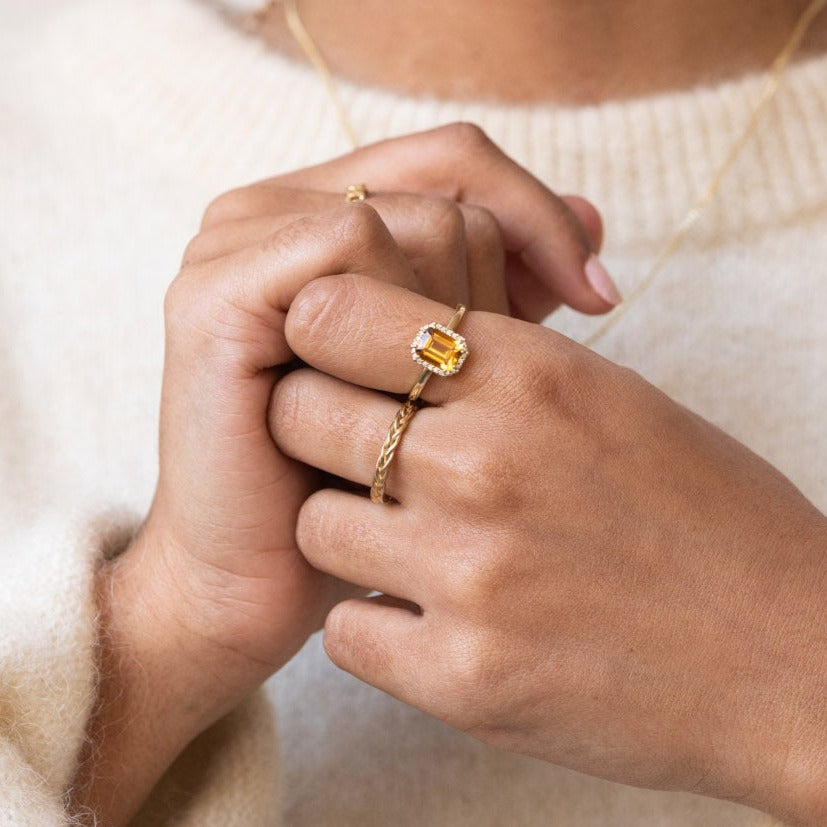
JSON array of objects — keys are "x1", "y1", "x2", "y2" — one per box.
[{"x1": 584, "y1": 254, "x2": 622, "y2": 306}]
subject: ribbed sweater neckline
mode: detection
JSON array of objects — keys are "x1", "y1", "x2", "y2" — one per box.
[{"x1": 23, "y1": 0, "x2": 827, "y2": 250}]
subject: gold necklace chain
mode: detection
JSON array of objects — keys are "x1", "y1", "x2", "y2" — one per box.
[{"x1": 254, "y1": 0, "x2": 825, "y2": 348}]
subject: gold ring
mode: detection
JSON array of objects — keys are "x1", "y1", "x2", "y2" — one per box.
[
  {"x1": 370, "y1": 305, "x2": 468, "y2": 504},
  {"x1": 345, "y1": 183, "x2": 369, "y2": 202},
  {"x1": 407, "y1": 304, "x2": 467, "y2": 403},
  {"x1": 370, "y1": 400, "x2": 418, "y2": 504}
]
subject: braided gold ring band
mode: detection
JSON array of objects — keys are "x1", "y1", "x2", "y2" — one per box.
[
  {"x1": 370, "y1": 304, "x2": 468, "y2": 504},
  {"x1": 370, "y1": 400, "x2": 418, "y2": 504}
]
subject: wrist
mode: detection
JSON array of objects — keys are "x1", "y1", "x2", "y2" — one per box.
[
  {"x1": 754, "y1": 731, "x2": 827, "y2": 827},
  {"x1": 107, "y1": 525, "x2": 265, "y2": 735},
  {"x1": 767, "y1": 756, "x2": 827, "y2": 827},
  {"x1": 68, "y1": 529, "x2": 256, "y2": 825},
  {"x1": 720, "y1": 519, "x2": 827, "y2": 826}
]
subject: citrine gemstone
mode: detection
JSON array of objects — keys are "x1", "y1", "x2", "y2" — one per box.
[{"x1": 413, "y1": 326, "x2": 466, "y2": 373}]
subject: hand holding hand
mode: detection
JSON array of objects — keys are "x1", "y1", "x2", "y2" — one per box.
[
  {"x1": 72, "y1": 124, "x2": 614, "y2": 825},
  {"x1": 145, "y1": 123, "x2": 609, "y2": 704}
]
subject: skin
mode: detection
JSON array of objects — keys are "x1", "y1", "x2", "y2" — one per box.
[
  {"x1": 271, "y1": 275, "x2": 827, "y2": 824},
  {"x1": 255, "y1": 0, "x2": 827, "y2": 103},
  {"x1": 67, "y1": 125, "x2": 608, "y2": 825},
  {"x1": 67, "y1": 1, "x2": 827, "y2": 823}
]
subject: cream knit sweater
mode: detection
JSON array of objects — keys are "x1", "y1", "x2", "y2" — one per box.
[{"x1": 1, "y1": 1, "x2": 825, "y2": 825}]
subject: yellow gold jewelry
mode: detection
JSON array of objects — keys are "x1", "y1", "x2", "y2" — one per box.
[
  {"x1": 345, "y1": 183, "x2": 369, "y2": 202},
  {"x1": 370, "y1": 400, "x2": 418, "y2": 504},
  {"x1": 408, "y1": 304, "x2": 467, "y2": 403},
  {"x1": 370, "y1": 304, "x2": 468, "y2": 504}
]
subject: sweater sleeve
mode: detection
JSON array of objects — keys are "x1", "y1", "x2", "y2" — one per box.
[
  {"x1": 0, "y1": 504, "x2": 283, "y2": 827},
  {"x1": 0, "y1": 507, "x2": 132, "y2": 825}
]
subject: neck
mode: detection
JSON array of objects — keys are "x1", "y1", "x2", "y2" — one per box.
[{"x1": 254, "y1": 0, "x2": 827, "y2": 104}]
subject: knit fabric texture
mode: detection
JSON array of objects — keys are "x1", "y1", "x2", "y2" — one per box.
[{"x1": 1, "y1": 1, "x2": 825, "y2": 824}]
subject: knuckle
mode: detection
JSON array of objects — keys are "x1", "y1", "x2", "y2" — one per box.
[
  {"x1": 180, "y1": 231, "x2": 213, "y2": 267},
  {"x1": 462, "y1": 204, "x2": 504, "y2": 252},
  {"x1": 162, "y1": 273, "x2": 197, "y2": 327},
  {"x1": 441, "y1": 541, "x2": 503, "y2": 610},
  {"x1": 268, "y1": 204, "x2": 387, "y2": 262},
  {"x1": 419, "y1": 196, "x2": 465, "y2": 241},
  {"x1": 501, "y1": 336, "x2": 573, "y2": 411},
  {"x1": 539, "y1": 342, "x2": 596, "y2": 422},
  {"x1": 162, "y1": 265, "x2": 254, "y2": 356},
  {"x1": 442, "y1": 442, "x2": 502, "y2": 504},
  {"x1": 552, "y1": 341, "x2": 580, "y2": 383},
  {"x1": 257, "y1": 212, "x2": 315, "y2": 259},
  {"x1": 435, "y1": 424, "x2": 532, "y2": 518},
  {"x1": 162, "y1": 274, "x2": 218, "y2": 350},
  {"x1": 613, "y1": 362, "x2": 644, "y2": 391},
  {"x1": 439, "y1": 626, "x2": 500, "y2": 731},
  {"x1": 239, "y1": 219, "x2": 311, "y2": 284},
  {"x1": 512, "y1": 354, "x2": 554, "y2": 407},
  {"x1": 200, "y1": 188, "x2": 247, "y2": 229},
  {"x1": 436, "y1": 121, "x2": 495, "y2": 157},
  {"x1": 336, "y1": 202, "x2": 389, "y2": 253}
]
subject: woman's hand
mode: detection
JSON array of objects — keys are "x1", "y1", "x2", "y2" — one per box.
[
  {"x1": 187, "y1": 122, "x2": 612, "y2": 321},
  {"x1": 269, "y1": 274, "x2": 827, "y2": 826},
  {"x1": 146, "y1": 124, "x2": 609, "y2": 700},
  {"x1": 72, "y1": 124, "x2": 615, "y2": 825}
]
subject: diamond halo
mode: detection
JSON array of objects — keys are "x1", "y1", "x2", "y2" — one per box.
[{"x1": 410, "y1": 322, "x2": 468, "y2": 377}]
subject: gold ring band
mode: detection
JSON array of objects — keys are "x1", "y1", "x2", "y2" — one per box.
[
  {"x1": 345, "y1": 183, "x2": 369, "y2": 202},
  {"x1": 370, "y1": 305, "x2": 468, "y2": 504},
  {"x1": 370, "y1": 400, "x2": 418, "y2": 504}
]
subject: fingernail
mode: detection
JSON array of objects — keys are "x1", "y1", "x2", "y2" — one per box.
[{"x1": 584, "y1": 254, "x2": 622, "y2": 306}]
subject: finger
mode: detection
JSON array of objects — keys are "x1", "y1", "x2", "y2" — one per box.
[
  {"x1": 369, "y1": 196, "x2": 471, "y2": 309},
  {"x1": 169, "y1": 204, "x2": 418, "y2": 371},
  {"x1": 398, "y1": 196, "x2": 469, "y2": 308},
  {"x1": 562, "y1": 194, "x2": 604, "y2": 253},
  {"x1": 297, "y1": 489, "x2": 426, "y2": 600},
  {"x1": 274, "y1": 123, "x2": 616, "y2": 314},
  {"x1": 204, "y1": 185, "x2": 599, "y2": 257},
  {"x1": 269, "y1": 369, "x2": 442, "y2": 502},
  {"x1": 285, "y1": 273, "x2": 556, "y2": 405},
  {"x1": 200, "y1": 186, "x2": 333, "y2": 230},
  {"x1": 196, "y1": 193, "x2": 476, "y2": 308},
  {"x1": 323, "y1": 596, "x2": 432, "y2": 708},
  {"x1": 183, "y1": 212, "x2": 307, "y2": 266},
  {"x1": 459, "y1": 204, "x2": 509, "y2": 314},
  {"x1": 506, "y1": 194, "x2": 606, "y2": 322},
  {"x1": 505, "y1": 259, "x2": 562, "y2": 323}
]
